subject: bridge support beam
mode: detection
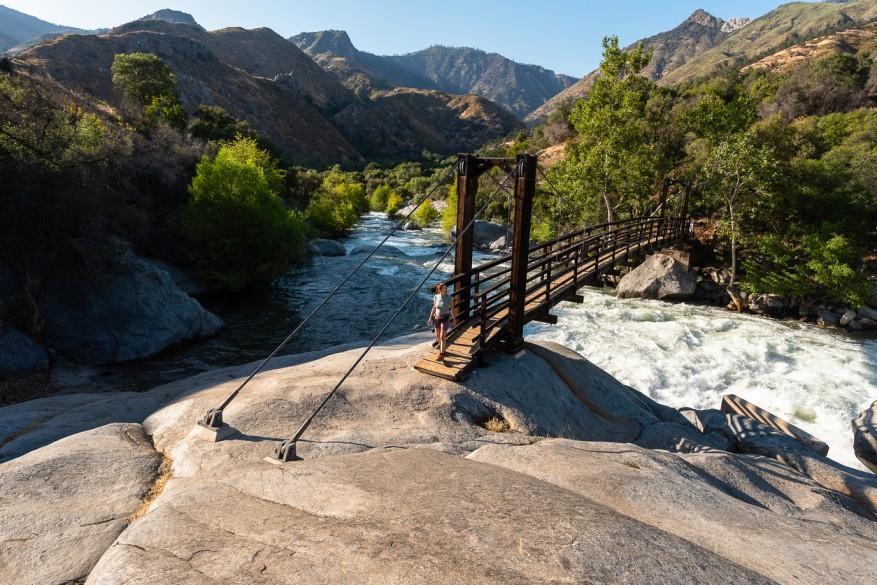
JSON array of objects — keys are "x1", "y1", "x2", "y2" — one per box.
[
  {"x1": 453, "y1": 154, "x2": 480, "y2": 323},
  {"x1": 505, "y1": 154, "x2": 537, "y2": 353}
]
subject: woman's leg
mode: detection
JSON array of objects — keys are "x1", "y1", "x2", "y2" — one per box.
[{"x1": 439, "y1": 319, "x2": 447, "y2": 357}]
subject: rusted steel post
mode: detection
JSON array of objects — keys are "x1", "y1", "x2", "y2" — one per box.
[
  {"x1": 505, "y1": 154, "x2": 536, "y2": 353},
  {"x1": 453, "y1": 154, "x2": 479, "y2": 323}
]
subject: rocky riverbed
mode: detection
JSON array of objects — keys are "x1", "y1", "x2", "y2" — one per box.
[{"x1": 1, "y1": 336, "x2": 876, "y2": 584}]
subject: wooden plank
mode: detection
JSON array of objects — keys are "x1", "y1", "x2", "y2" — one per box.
[{"x1": 721, "y1": 394, "x2": 829, "y2": 456}]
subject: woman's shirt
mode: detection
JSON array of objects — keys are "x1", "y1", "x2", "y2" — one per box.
[{"x1": 433, "y1": 292, "x2": 451, "y2": 317}]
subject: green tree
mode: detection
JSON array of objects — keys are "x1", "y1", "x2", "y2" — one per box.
[
  {"x1": 111, "y1": 53, "x2": 187, "y2": 132},
  {"x1": 187, "y1": 105, "x2": 255, "y2": 142},
  {"x1": 385, "y1": 191, "x2": 405, "y2": 217},
  {"x1": 369, "y1": 184, "x2": 391, "y2": 212},
  {"x1": 698, "y1": 131, "x2": 777, "y2": 307},
  {"x1": 111, "y1": 53, "x2": 180, "y2": 106},
  {"x1": 553, "y1": 36, "x2": 659, "y2": 224},
  {"x1": 184, "y1": 137, "x2": 304, "y2": 290},
  {"x1": 413, "y1": 199, "x2": 439, "y2": 226}
]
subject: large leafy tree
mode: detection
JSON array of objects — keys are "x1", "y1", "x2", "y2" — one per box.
[
  {"x1": 553, "y1": 36, "x2": 660, "y2": 225},
  {"x1": 111, "y1": 53, "x2": 187, "y2": 132},
  {"x1": 184, "y1": 137, "x2": 305, "y2": 290}
]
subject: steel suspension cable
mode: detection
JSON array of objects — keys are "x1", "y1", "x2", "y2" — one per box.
[
  {"x1": 198, "y1": 165, "x2": 456, "y2": 430},
  {"x1": 272, "y1": 168, "x2": 517, "y2": 461}
]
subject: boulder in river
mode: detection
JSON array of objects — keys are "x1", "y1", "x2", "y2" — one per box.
[
  {"x1": 308, "y1": 238, "x2": 347, "y2": 257},
  {"x1": 840, "y1": 308, "x2": 857, "y2": 326},
  {"x1": 852, "y1": 400, "x2": 877, "y2": 474},
  {"x1": 0, "y1": 322, "x2": 48, "y2": 374},
  {"x1": 349, "y1": 244, "x2": 407, "y2": 256},
  {"x1": 403, "y1": 221, "x2": 422, "y2": 231},
  {"x1": 616, "y1": 253, "x2": 697, "y2": 301},
  {"x1": 38, "y1": 244, "x2": 223, "y2": 365},
  {"x1": 748, "y1": 293, "x2": 785, "y2": 316},
  {"x1": 857, "y1": 306, "x2": 877, "y2": 321},
  {"x1": 0, "y1": 423, "x2": 162, "y2": 585},
  {"x1": 451, "y1": 220, "x2": 508, "y2": 248},
  {"x1": 817, "y1": 310, "x2": 841, "y2": 327}
]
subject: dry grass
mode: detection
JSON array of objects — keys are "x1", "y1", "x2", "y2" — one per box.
[
  {"x1": 130, "y1": 454, "x2": 173, "y2": 522},
  {"x1": 482, "y1": 416, "x2": 511, "y2": 433}
]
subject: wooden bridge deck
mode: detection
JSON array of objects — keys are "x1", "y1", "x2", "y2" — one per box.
[{"x1": 415, "y1": 228, "x2": 676, "y2": 381}]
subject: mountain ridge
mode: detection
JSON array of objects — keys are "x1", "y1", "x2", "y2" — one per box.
[
  {"x1": 291, "y1": 30, "x2": 577, "y2": 118},
  {"x1": 14, "y1": 17, "x2": 521, "y2": 163}
]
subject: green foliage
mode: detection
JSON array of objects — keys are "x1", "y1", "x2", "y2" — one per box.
[
  {"x1": 145, "y1": 95, "x2": 187, "y2": 132},
  {"x1": 306, "y1": 181, "x2": 367, "y2": 237},
  {"x1": 111, "y1": 53, "x2": 179, "y2": 105},
  {"x1": 553, "y1": 36, "x2": 664, "y2": 224},
  {"x1": 413, "y1": 200, "x2": 439, "y2": 226},
  {"x1": 369, "y1": 184, "x2": 391, "y2": 212},
  {"x1": 803, "y1": 234, "x2": 870, "y2": 306},
  {"x1": 442, "y1": 184, "x2": 458, "y2": 233},
  {"x1": 111, "y1": 53, "x2": 186, "y2": 132},
  {"x1": 187, "y1": 105, "x2": 255, "y2": 142},
  {"x1": 741, "y1": 234, "x2": 869, "y2": 306},
  {"x1": 184, "y1": 137, "x2": 304, "y2": 290},
  {"x1": 384, "y1": 191, "x2": 405, "y2": 217}
]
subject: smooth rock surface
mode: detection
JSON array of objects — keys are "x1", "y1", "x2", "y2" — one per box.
[
  {"x1": 470, "y1": 439, "x2": 877, "y2": 585},
  {"x1": 145, "y1": 258, "x2": 215, "y2": 295},
  {"x1": 0, "y1": 323, "x2": 49, "y2": 374},
  {"x1": 308, "y1": 238, "x2": 347, "y2": 257},
  {"x1": 853, "y1": 400, "x2": 877, "y2": 474},
  {"x1": 0, "y1": 423, "x2": 162, "y2": 585},
  {"x1": 403, "y1": 220, "x2": 422, "y2": 231},
  {"x1": 616, "y1": 253, "x2": 697, "y2": 301},
  {"x1": 85, "y1": 448, "x2": 773, "y2": 585},
  {"x1": 39, "y1": 245, "x2": 223, "y2": 365}
]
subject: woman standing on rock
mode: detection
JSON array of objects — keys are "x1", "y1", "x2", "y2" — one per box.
[{"x1": 429, "y1": 283, "x2": 452, "y2": 361}]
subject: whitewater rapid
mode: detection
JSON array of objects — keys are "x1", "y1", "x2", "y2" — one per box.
[{"x1": 527, "y1": 289, "x2": 877, "y2": 469}]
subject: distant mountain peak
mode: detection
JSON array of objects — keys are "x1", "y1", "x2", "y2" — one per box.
[
  {"x1": 686, "y1": 9, "x2": 723, "y2": 29},
  {"x1": 291, "y1": 30, "x2": 358, "y2": 59},
  {"x1": 721, "y1": 17, "x2": 751, "y2": 33},
  {"x1": 139, "y1": 9, "x2": 201, "y2": 29}
]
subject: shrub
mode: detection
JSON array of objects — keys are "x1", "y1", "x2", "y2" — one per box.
[
  {"x1": 385, "y1": 191, "x2": 405, "y2": 217},
  {"x1": 306, "y1": 182, "x2": 367, "y2": 236},
  {"x1": 187, "y1": 105, "x2": 254, "y2": 142},
  {"x1": 442, "y1": 184, "x2": 458, "y2": 233},
  {"x1": 369, "y1": 184, "x2": 390, "y2": 212},
  {"x1": 413, "y1": 199, "x2": 439, "y2": 226},
  {"x1": 804, "y1": 234, "x2": 870, "y2": 306},
  {"x1": 184, "y1": 137, "x2": 305, "y2": 290}
]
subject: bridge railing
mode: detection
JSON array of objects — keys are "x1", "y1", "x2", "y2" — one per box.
[{"x1": 441, "y1": 215, "x2": 687, "y2": 348}]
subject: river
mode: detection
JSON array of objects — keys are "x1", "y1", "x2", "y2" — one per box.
[{"x1": 71, "y1": 212, "x2": 876, "y2": 469}]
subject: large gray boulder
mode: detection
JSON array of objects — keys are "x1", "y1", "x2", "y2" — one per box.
[
  {"x1": 38, "y1": 245, "x2": 223, "y2": 365},
  {"x1": 852, "y1": 400, "x2": 877, "y2": 474},
  {"x1": 0, "y1": 423, "x2": 162, "y2": 585},
  {"x1": 470, "y1": 439, "x2": 877, "y2": 585},
  {"x1": 452, "y1": 220, "x2": 508, "y2": 248},
  {"x1": 349, "y1": 244, "x2": 407, "y2": 256},
  {"x1": 85, "y1": 448, "x2": 773, "y2": 585},
  {"x1": 616, "y1": 253, "x2": 697, "y2": 301},
  {"x1": 308, "y1": 238, "x2": 346, "y2": 257},
  {"x1": 0, "y1": 322, "x2": 48, "y2": 374}
]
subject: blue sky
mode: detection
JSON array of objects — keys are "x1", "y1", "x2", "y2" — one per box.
[{"x1": 6, "y1": 1, "x2": 801, "y2": 76}]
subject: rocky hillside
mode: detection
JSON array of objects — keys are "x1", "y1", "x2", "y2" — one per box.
[
  {"x1": 291, "y1": 30, "x2": 577, "y2": 118},
  {"x1": 0, "y1": 4, "x2": 99, "y2": 54},
  {"x1": 659, "y1": 0, "x2": 877, "y2": 86},
  {"x1": 1, "y1": 337, "x2": 876, "y2": 584},
  {"x1": 526, "y1": 8, "x2": 746, "y2": 123},
  {"x1": 15, "y1": 15, "x2": 521, "y2": 162},
  {"x1": 743, "y1": 21, "x2": 877, "y2": 73}
]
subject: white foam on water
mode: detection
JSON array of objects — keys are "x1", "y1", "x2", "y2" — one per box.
[{"x1": 527, "y1": 288, "x2": 877, "y2": 470}]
